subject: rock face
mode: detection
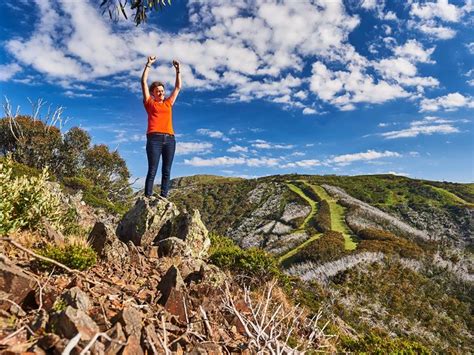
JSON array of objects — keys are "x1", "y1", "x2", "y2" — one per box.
[
  {"x1": 116, "y1": 197, "x2": 211, "y2": 258},
  {"x1": 116, "y1": 197, "x2": 180, "y2": 247},
  {"x1": 167, "y1": 209, "x2": 211, "y2": 259},
  {"x1": 88, "y1": 221, "x2": 129, "y2": 266}
]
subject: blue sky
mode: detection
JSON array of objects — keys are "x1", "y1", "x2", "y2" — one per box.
[{"x1": 1, "y1": 0, "x2": 473, "y2": 187}]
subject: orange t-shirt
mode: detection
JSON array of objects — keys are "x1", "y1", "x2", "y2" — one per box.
[{"x1": 144, "y1": 97, "x2": 174, "y2": 135}]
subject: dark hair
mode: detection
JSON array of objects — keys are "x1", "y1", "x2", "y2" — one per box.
[{"x1": 149, "y1": 81, "x2": 165, "y2": 93}]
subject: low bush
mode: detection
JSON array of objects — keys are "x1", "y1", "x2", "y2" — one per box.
[
  {"x1": 208, "y1": 234, "x2": 280, "y2": 280},
  {"x1": 37, "y1": 242, "x2": 97, "y2": 271},
  {"x1": 340, "y1": 332, "x2": 430, "y2": 354},
  {"x1": 0, "y1": 157, "x2": 64, "y2": 235},
  {"x1": 357, "y1": 228, "x2": 424, "y2": 259}
]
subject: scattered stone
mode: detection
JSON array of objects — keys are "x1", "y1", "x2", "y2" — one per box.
[
  {"x1": 0, "y1": 256, "x2": 36, "y2": 311},
  {"x1": 62, "y1": 286, "x2": 90, "y2": 312},
  {"x1": 127, "y1": 241, "x2": 142, "y2": 267},
  {"x1": 116, "y1": 306, "x2": 143, "y2": 338},
  {"x1": 158, "y1": 265, "x2": 185, "y2": 305},
  {"x1": 121, "y1": 334, "x2": 144, "y2": 355},
  {"x1": 104, "y1": 322, "x2": 126, "y2": 354},
  {"x1": 41, "y1": 218, "x2": 65, "y2": 246},
  {"x1": 56, "y1": 306, "x2": 99, "y2": 341}
]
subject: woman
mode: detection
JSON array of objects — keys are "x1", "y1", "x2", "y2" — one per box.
[{"x1": 141, "y1": 56, "x2": 181, "y2": 198}]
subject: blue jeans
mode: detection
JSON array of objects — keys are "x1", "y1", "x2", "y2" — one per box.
[{"x1": 144, "y1": 133, "x2": 176, "y2": 197}]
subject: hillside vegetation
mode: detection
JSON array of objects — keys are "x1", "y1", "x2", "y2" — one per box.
[{"x1": 170, "y1": 173, "x2": 473, "y2": 353}]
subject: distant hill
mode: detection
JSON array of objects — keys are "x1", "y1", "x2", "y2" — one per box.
[{"x1": 169, "y1": 173, "x2": 474, "y2": 352}]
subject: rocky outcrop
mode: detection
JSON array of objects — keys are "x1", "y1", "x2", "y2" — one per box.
[{"x1": 117, "y1": 196, "x2": 180, "y2": 247}]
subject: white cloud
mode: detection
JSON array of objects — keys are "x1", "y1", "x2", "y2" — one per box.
[
  {"x1": 393, "y1": 40, "x2": 435, "y2": 63},
  {"x1": 420, "y1": 93, "x2": 474, "y2": 112},
  {"x1": 252, "y1": 141, "x2": 294, "y2": 149},
  {"x1": 417, "y1": 22, "x2": 456, "y2": 39},
  {"x1": 64, "y1": 90, "x2": 93, "y2": 98},
  {"x1": 302, "y1": 107, "x2": 317, "y2": 115},
  {"x1": 283, "y1": 159, "x2": 321, "y2": 168},
  {"x1": 176, "y1": 142, "x2": 213, "y2": 155},
  {"x1": 328, "y1": 150, "x2": 401, "y2": 165},
  {"x1": 184, "y1": 156, "x2": 279, "y2": 167},
  {"x1": 196, "y1": 128, "x2": 230, "y2": 142},
  {"x1": 0, "y1": 63, "x2": 22, "y2": 81},
  {"x1": 410, "y1": 0, "x2": 465, "y2": 22},
  {"x1": 381, "y1": 116, "x2": 461, "y2": 139},
  {"x1": 467, "y1": 42, "x2": 474, "y2": 54},
  {"x1": 310, "y1": 62, "x2": 408, "y2": 108},
  {"x1": 227, "y1": 145, "x2": 248, "y2": 153}
]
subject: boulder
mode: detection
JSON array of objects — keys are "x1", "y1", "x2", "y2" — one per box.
[
  {"x1": 0, "y1": 255, "x2": 37, "y2": 311},
  {"x1": 157, "y1": 237, "x2": 193, "y2": 258},
  {"x1": 168, "y1": 209, "x2": 211, "y2": 259},
  {"x1": 116, "y1": 197, "x2": 179, "y2": 247},
  {"x1": 88, "y1": 221, "x2": 129, "y2": 266}
]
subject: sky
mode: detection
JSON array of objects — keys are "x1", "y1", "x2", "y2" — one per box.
[{"x1": 1, "y1": 0, "x2": 473, "y2": 188}]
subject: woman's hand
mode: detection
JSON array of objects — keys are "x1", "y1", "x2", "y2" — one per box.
[
  {"x1": 172, "y1": 60, "x2": 180, "y2": 72},
  {"x1": 147, "y1": 56, "x2": 157, "y2": 66}
]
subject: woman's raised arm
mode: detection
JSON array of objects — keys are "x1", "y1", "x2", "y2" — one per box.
[
  {"x1": 141, "y1": 56, "x2": 156, "y2": 102},
  {"x1": 168, "y1": 60, "x2": 181, "y2": 105}
]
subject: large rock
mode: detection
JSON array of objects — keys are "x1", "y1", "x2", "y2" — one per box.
[
  {"x1": 88, "y1": 221, "x2": 129, "y2": 266},
  {"x1": 0, "y1": 255, "x2": 37, "y2": 311},
  {"x1": 168, "y1": 209, "x2": 211, "y2": 259},
  {"x1": 116, "y1": 197, "x2": 179, "y2": 247}
]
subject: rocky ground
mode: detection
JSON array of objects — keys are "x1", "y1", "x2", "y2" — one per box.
[{"x1": 0, "y1": 196, "x2": 329, "y2": 354}]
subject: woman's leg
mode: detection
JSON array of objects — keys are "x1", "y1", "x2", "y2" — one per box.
[
  {"x1": 160, "y1": 136, "x2": 176, "y2": 197},
  {"x1": 144, "y1": 135, "x2": 163, "y2": 197}
]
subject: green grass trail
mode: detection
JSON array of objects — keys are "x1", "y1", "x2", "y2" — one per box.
[{"x1": 304, "y1": 182, "x2": 357, "y2": 250}]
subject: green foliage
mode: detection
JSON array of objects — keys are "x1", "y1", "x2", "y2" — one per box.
[
  {"x1": 0, "y1": 116, "x2": 62, "y2": 175},
  {"x1": 0, "y1": 157, "x2": 64, "y2": 235},
  {"x1": 282, "y1": 231, "x2": 347, "y2": 267},
  {"x1": 38, "y1": 243, "x2": 97, "y2": 271},
  {"x1": 208, "y1": 234, "x2": 280, "y2": 280},
  {"x1": 357, "y1": 228, "x2": 424, "y2": 259},
  {"x1": 1, "y1": 115, "x2": 133, "y2": 206},
  {"x1": 333, "y1": 260, "x2": 473, "y2": 352},
  {"x1": 52, "y1": 298, "x2": 67, "y2": 312},
  {"x1": 171, "y1": 180, "x2": 257, "y2": 235},
  {"x1": 315, "y1": 200, "x2": 331, "y2": 232},
  {"x1": 341, "y1": 333, "x2": 430, "y2": 354}
]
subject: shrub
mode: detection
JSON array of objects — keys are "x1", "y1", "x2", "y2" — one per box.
[
  {"x1": 0, "y1": 157, "x2": 64, "y2": 235},
  {"x1": 37, "y1": 242, "x2": 97, "y2": 271},
  {"x1": 357, "y1": 228, "x2": 424, "y2": 259},
  {"x1": 315, "y1": 200, "x2": 331, "y2": 232},
  {"x1": 281, "y1": 231, "x2": 347, "y2": 267},
  {"x1": 208, "y1": 234, "x2": 280, "y2": 280},
  {"x1": 340, "y1": 333, "x2": 430, "y2": 354}
]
